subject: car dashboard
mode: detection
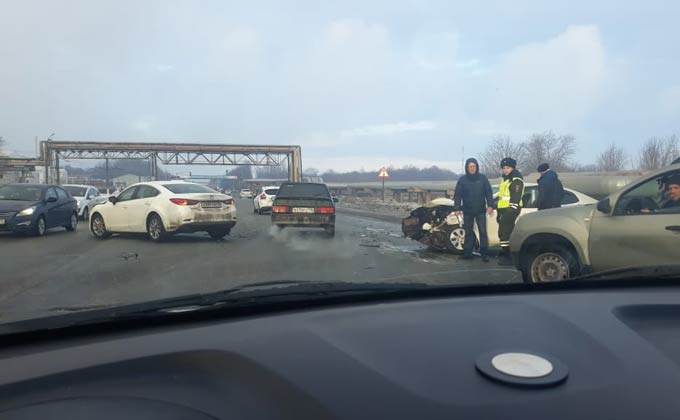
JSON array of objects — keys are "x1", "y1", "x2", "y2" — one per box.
[{"x1": 1, "y1": 284, "x2": 680, "y2": 419}]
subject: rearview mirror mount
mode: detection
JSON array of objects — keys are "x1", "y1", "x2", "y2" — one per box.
[{"x1": 597, "y1": 198, "x2": 611, "y2": 214}]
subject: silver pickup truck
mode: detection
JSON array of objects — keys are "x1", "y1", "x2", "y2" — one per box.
[{"x1": 510, "y1": 163, "x2": 680, "y2": 283}]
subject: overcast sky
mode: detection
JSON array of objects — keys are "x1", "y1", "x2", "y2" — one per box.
[{"x1": 1, "y1": 0, "x2": 679, "y2": 173}]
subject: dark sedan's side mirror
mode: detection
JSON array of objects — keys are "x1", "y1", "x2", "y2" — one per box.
[
  {"x1": 597, "y1": 198, "x2": 612, "y2": 214},
  {"x1": 332, "y1": 197, "x2": 339, "y2": 203},
  {"x1": 108, "y1": 196, "x2": 117, "y2": 204},
  {"x1": 46, "y1": 197, "x2": 58, "y2": 203}
]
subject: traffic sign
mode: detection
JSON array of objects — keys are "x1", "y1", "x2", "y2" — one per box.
[{"x1": 378, "y1": 166, "x2": 390, "y2": 178}]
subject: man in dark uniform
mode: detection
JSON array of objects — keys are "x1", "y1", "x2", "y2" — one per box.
[
  {"x1": 536, "y1": 163, "x2": 564, "y2": 210},
  {"x1": 496, "y1": 157, "x2": 524, "y2": 264},
  {"x1": 453, "y1": 158, "x2": 494, "y2": 261}
]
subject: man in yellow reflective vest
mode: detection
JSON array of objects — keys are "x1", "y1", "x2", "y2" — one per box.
[{"x1": 497, "y1": 157, "x2": 524, "y2": 264}]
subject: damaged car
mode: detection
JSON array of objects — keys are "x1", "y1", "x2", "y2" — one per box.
[{"x1": 402, "y1": 184, "x2": 596, "y2": 254}]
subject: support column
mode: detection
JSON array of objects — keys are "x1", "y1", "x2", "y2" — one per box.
[{"x1": 55, "y1": 152, "x2": 60, "y2": 185}]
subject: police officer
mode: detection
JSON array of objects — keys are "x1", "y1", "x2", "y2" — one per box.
[{"x1": 497, "y1": 157, "x2": 524, "y2": 264}]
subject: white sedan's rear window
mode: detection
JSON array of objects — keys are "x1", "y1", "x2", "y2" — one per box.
[{"x1": 162, "y1": 184, "x2": 217, "y2": 194}]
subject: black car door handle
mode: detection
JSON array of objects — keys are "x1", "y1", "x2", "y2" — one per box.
[{"x1": 666, "y1": 226, "x2": 680, "y2": 232}]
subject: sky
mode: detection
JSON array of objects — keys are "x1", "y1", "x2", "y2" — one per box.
[{"x1": 1, "y1": 0, "x2": 679, "y2": 174}]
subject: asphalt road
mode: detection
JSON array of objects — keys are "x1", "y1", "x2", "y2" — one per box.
[{"x1": 0, "y1": 199, "x2": 521, "y2": 323}]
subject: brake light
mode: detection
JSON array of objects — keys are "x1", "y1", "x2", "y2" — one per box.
[
  {"x1": 316, "y1": 206, "x2": 335, "y2": 214},
  {"x1": 170, "y1": 198, "x2": 199, "y2": 206},
  {"x1": 272, "y1": 205, "x2": 290, "y2": 213},
  {"x1": 260, "y1": 193, "x2": 267, "y2": 199},
  {"x1": 223, "y1": 198, "x2": 234, "y2": 205}
]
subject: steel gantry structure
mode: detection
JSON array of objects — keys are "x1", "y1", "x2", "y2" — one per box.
[{"x1": 36, "y1": 141, "x2": 302, "y2": 184}]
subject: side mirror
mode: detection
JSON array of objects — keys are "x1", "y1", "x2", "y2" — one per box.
[
  {"x1": 46, "y1": 197, "x2": 58, "y2": 203},
  {"x1": 108, "y1": 196, "x2": 117, "y2": 204},
  {"x1": 597, "y1": 198, "x2": 611, "y2": 214},
  {"x1": 332, "y1": 197, "x2": 339, "y2": 203}
]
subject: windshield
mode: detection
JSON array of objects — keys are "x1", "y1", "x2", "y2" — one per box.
[
  {"x1": 0, "y1": 185, "x2": 43, "y2": 202},
  {"x1": 162, "y1": 183, "x2": 218, "y2": 194},
  {"x1": 0, "y1": 1, "x2": 679, "y2": 327},
  {"x1": 63, "y1": 186, "x2": 87, "y2": 197}
]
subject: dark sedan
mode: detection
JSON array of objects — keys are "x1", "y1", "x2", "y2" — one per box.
[
  {"x1": 271, "y1": 182, "x2": 336, "y2": 236},
  {"x1": 0, "y1": 184, "x2": 78, "y2": 236}
]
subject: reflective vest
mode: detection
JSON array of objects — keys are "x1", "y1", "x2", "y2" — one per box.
[{"x1": 497, "y1": 177, "x2": 524, "y2": 209}]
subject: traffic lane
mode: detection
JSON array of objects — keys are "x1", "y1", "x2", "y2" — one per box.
[{"x1": 0, "y1": 200, "x2": 521, "y2": 323}]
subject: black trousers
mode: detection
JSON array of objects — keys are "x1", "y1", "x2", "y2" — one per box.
[
  {"x1": 497, "y1": 208, "x2": 520, "y2": 252},
  {"x1": 463, "y1": 211, "x2": 488, "y2": 257}
]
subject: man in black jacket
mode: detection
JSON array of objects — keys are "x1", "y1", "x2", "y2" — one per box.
[
  {"x1": 453, "y1": 158, "x2": 494, "y2": 261},
  {"x1": 536, "y1": 163, "x2": 564, "y2": 210}
]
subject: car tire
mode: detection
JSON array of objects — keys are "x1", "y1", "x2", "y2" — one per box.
[
  {"x1": 33, "y1": 216, "x2": 47, "y2": 237},
  {"x1": 524, "y1": 244, "x2": 580, "y2": 283},
  {"x1": 65, "y1": 212, "x2": 78, "y2": 231},
  {"x1": 81, "y1": 206, "x2": 89, "y2": 221},
  {"x1": 208, "y1": 228, "x2": 230, "y2": 240},
  {"x1": 443, "y1": 224, "x2": 477, "y2": 255},
  {"x1": 324, "y1": 225, "x2": 335, "y2": 237},
  {"x1": 147, "y1": 214, "x2": 168, "y2": 242},
  {"x1": 90, "y1": 213, "x2": 111, "y2": 238}
]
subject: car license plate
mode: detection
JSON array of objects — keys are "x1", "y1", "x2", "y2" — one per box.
[
  {"x1": 0, "y1": 219, "x2": 5, "y2": 225},
  {"x1": 292, "y1": 207, "x2": 314, "y2": 213},
  {"x1": 201, "y1": 201, "x2": 222, "y2": 209}
]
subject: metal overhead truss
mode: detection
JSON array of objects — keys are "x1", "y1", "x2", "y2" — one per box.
[{"x1": 37, "y1": 141, "x2": 303, "y2": 183}]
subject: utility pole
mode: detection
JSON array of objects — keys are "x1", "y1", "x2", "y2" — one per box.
[{"x1": 105, "y1": 158, "x2": 109, "y2": 187}]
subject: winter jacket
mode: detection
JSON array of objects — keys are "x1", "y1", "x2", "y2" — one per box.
[
  {"x1": 454, "y1": 158, "x2": 494, "y2": 214},
  {"x1": 537, "y1": 169, "x2": 564, "y2": 210}
]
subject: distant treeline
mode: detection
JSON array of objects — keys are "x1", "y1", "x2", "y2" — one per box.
[
  {"x1": 319, "y1": 165, "x2": 459, "y2": 182},
  {"x1": 65, "y1": 159, "x2": 172, "y2": 180}
]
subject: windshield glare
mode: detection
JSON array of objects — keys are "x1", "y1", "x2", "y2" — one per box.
[{"x1": 0, "y1": 1, "x2": 678, "y2": 327}]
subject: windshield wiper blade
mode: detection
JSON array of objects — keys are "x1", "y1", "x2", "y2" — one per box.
[{"x1": 571, "y1": 265, "x2": 680, "y2": 282}]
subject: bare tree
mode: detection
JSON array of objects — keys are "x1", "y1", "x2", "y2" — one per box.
[
  {"x1": 597, "y1": 144, "x2": 628, "y2": 172},
  {"x1": 638, "y1": 135, "x2": 679, "y2": 170},
  {"x1": 479, "y1": 135, "x2": 528, "y2": 176},
  {"x1": 522, "y1": 131, "x2": 576, "y2": 174}
]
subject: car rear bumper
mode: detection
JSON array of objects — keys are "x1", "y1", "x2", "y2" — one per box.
[
  {"x1": 176, "y1": 220, "x2": 236, "y2": 233},
  {"x1": 271, "y1": 214, "x2": 335, "y2": 227}
]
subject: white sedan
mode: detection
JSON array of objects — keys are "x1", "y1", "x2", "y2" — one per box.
[
  {"x1": 89, "y1": 181, "x2": 237, "y2": 241},
  {"x1": 446, "y1": 183, "x2": 597, "y2": 252},
  {"x1": 252, "y1": 186, "x2": 279, "y2": 214},
  {"x1": 63, "y1": 184, "x2": 108, "y2": 220}
]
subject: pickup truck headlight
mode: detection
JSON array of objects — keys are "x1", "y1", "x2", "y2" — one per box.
[{"x1": 17, "y1": 206, "x2": 36, "y2": 216}]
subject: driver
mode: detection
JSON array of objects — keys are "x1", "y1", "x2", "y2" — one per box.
[
  {"x1": 661, "y1": 175, "x2": 680, "y2": 209},
  {"x1": 642, "y1": 174, "x2": 680, "y2": 213}
]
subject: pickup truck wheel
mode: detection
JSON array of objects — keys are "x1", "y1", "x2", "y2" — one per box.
[
  {"x1": 443, "y1": 225, "x2": 477, "y2": 255},
  {"x1": 526, "y1": 245, "x2": 579, "y2": 283},
  {"x1": 324, "y1": 225, "x2": 335, "y2": 237}
]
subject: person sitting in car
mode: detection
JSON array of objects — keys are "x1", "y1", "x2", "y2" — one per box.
[
  {"x1": 641, "y1": 174, "x2": 680, "y2": 213},
  {"x1": 661, "y1": 175, "x2": 680, "y2": 209}
]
